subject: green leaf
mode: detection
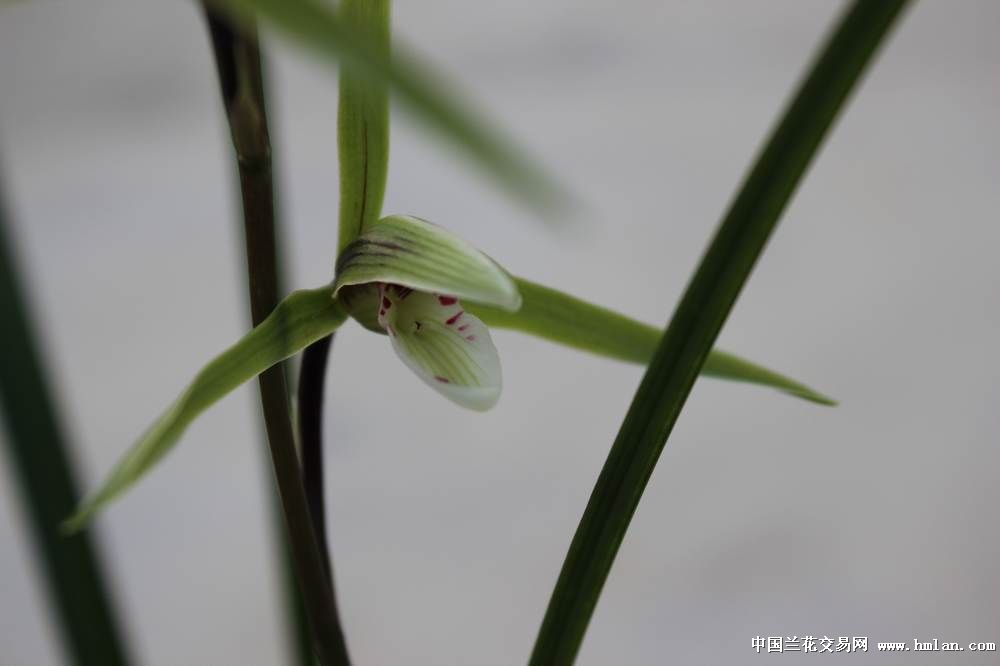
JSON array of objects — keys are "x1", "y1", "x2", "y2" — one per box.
[
  {"x1": 334, "y1": 214, "x2": 521, "y2": 311},
  {"x1": 467, "y1": 277, "x2": 834, "y2": 405},
  {"x1": 530, "y1": 2, "x2": 911, "y2": 664},
  {"x1": 212, "y1": 0, "x2": 567, "y2": 215},
  {"x1": 64, "y1": 287, "x2": 347, "y2": 532},
  {"x1": 337, "y1": 0, "x2": 390, "y2": 251},
  {"x1": 0, "y1": 176, "x2": 133, "y2": 665}
]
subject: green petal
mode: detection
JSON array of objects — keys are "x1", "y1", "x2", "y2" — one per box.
[
  {"x1": 63, "y1": 288, "x2": 348, "y2": 532},
  {"x1": 466, "y1": 277, "x2": 835, "y2": 406},
  {"x1": 334, "y1": 214, "x2": 521, "y2": 311}
]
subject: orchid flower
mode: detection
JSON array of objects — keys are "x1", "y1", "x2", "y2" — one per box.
[
  {"x1": 64, "y1": 212, "x2": 832, "y2": 531},
  {"x1": 333, "y1": 214, "x2": 521, "y2": 411},
  {"x1": 62, "y1": 214, "x2": 518, "y2": 529}
]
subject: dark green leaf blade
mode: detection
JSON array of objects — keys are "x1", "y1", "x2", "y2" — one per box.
[
  {"x1": 467, "y1": 277, "x2": 834, "y2": 405},
  {"x1": 530, "y1": 2, "x2": 911, "y2": 664},
  {"x1": 0, "y1": 178, "x2": 132, "y2": 665}
]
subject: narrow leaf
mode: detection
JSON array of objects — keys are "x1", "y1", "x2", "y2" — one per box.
[
  {"x1": 212, "y1": 0, "x2": 566, "y2": 214},
  {"x1": 334, "y1": 214, "x2": 521, "y2": 311},
  {"x1": 530, "y1": 3, "x2": 911, "y2": 664},
  {"x1": 0, "y1": 173, "x2": 132, "y2": 665},
  {"x1": 64, "y1": 288, "x2": 347, "y2": 532},
  {"x1": 467, "y1": 277, "x2": 834, "y2": 405}
]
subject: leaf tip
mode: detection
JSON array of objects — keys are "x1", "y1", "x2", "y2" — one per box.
[{"x1": 790, "y1": 387, "x2": 838, "y2": 407}]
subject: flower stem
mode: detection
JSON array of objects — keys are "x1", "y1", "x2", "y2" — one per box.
[
  {"x1": 298, "y1": 333, "x2": 334, "y2": 581},
  {"x1": 203, "y1": 8, "x2": 349, "y2": 664}
]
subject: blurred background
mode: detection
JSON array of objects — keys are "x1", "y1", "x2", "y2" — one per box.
[{"x1": 1, "y1": 0, "x2": 998, "y2": 664}]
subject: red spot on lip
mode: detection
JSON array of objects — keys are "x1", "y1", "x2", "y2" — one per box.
[
  {"x1": 381, "y1": 297, "x2": 391, "y2": 309},
  {"x1": 434, "y1": 375, "x2": 450, "y2": 383},
  {"x1": 466, "y1": 335, "x2": 476, "y2": 341},
  {"x1": 438, "y1": 296, "x2": 457, "y2": 306},
  {"x1": 458, "y1": 324, "x2": 469, "y2": 332},
  {"x1": 446, "y1": 311, "x2": 463, "y2": 326}
]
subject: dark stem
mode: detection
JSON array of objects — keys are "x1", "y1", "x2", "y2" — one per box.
[
  {"x1": 202, "y1": 7, "x2": 350, "y2": 665},
  {"x1": 206, "y1": 9, "x2": 314, "y2": 665},
  {"x1": 298, "y1": 334, "x2": 334, "y2": 581},
  {"x1": 0, "y1": 167, "x2": 133, "y2": 666}
]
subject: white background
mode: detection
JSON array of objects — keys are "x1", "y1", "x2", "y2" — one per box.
[{"x1": 1, "y1": 1, "x2": 998, "y2": 664}]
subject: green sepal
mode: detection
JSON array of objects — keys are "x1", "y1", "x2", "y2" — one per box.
[
  {"x1": 63, "y1": 288, "x2": 348, "y2": 532},
  {"x1": 334, "y1": 214, "x2": 522, "y2": 311},
  {"x1": 466, "y1": 277, "x2": 835, "y2": 405},
  {"x1": 337, "y1": 0, "x2": 390, "y2": 251}
]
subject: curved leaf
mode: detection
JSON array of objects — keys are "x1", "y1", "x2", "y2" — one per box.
[
  {"x1": 467, "y1": 277, "x2": 834, "y2": 405},
  {"x1": 530, "y1": 2, "x2": 909, "y2": 662},
  {"x1": 0, "y1": 173, "x2": 132, "y2": 664},
  {"x1": 64, "y1": 288, "x2": 347, "y2": 532}
]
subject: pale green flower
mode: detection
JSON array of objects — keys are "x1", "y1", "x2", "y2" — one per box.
[{"x1": 334, "y1": 214, "x2": 521, "y2": 410}]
